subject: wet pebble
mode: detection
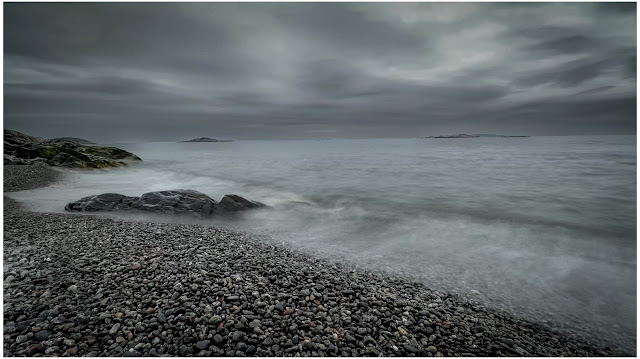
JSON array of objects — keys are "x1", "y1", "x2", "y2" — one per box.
[{"x1": 1, "y1": 193, "x2": 628, "y2": 357}]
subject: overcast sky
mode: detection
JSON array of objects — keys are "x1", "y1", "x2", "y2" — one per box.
[{"x1": 4, "y1": 2, "x2": 637, "y2": 141}]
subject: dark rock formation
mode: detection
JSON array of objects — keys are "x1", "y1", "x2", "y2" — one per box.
[
  {"x1": 65, "y1": 190, "x2": 267, "y2": 217},
  {"x1": 3, "y1": 154, "x2": 47, "y2": 166},
  {"x1": 129, "y1": 190, "x2": 216, "y2": 216},
  {"x1": 65, "y1": 193, "x2": 138, "y2": 212},
  {"x1": 217, "y1": 194, "x2": 267, "y2": 213},
  {"x1": 4, "y1": 129, "x2": 141, "y2": 168}
]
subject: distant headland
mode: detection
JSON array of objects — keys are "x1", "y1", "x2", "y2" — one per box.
[
  {"x1": 181, "y1": 137, "x2": 233, "y2": 143},
  {"x1": 424, "y1": 134, "x2": 530, "y2": 138}
]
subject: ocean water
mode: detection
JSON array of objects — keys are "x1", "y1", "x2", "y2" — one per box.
[{"x1": 7, "y1": 135, "x2": 636, "y2": 353}]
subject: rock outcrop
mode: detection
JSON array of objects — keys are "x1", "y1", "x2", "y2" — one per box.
[
  {"x1": 217, "y1": 194, "x2": 267, "y2": 212},
  {"x1": 129, "y1": 190, "x2": 217, "y2": 216},
  {"x1": 424, "y1": 134, "x2": 479, "y2": 138},
  {"x1": 4, "y1": 129, "x2": 141, "y2": 168},
  {"x1": 65, "y1": 190, "x2": 267, "y2": 217}
]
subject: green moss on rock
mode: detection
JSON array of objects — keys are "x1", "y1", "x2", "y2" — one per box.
[
  {"x1": 34, "y1": 146, "x2": 61, "y2": 159},
  {"x1": 5, "y1": 129, "x2": 142, "y2": 169},
  {"x1": 80, "y1": 146, "x2": 140, "y2": 160}
]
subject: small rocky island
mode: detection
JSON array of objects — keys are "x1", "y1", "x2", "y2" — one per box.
[
  {"x1": 4, "y1": 129, "x2": 141, "y2": 168},
  {"x1": 181, "y1": 137, "x2": 233, "y2": 143},
  {"x1": 425, "y1": 134, "x2": 478, "y2": 138},
  {"x1": 65, "y1": 190, "x2": 267, "y2": 217}
]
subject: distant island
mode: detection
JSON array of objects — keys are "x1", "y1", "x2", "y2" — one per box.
[
  {"x1": 424, "y1": 134, "x2": 530, "y2": 138},
  {"x1": 181, "y1": 137, "x2": 233, "y2": 143},
  {"x1": 48, "y1": 137, "x2": 96, "y2": 144}
]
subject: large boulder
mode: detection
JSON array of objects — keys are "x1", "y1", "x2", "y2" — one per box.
[
  {"x1": 216, "y1": 194, "x2": 267, "y2": 213},
  {"x1": 4, "y1": 129, "x2": 141, "y2": 168},
  {"x1": 64, "y1": 190, "x2": 266, "y2": 217},
  {"x1": 65, "y1": 193, "x2": 139, "y2": 212},
  {"x1": 130, "y1": 190, "x2": 216, "y2": 216}
]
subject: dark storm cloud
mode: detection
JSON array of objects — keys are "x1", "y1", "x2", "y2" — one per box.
[
  {"x1": 3, "y1": 2, "x2": 636, "y2": 141},
  {"x1": 513, "y1": 58, "x2": 616, "y2": 87},
  {"x1": 594, "y1": 2, "x2": 636, "y2": 14},
  {"x1": 526, "y1": 35, "x2": 601, "y2": 55}
]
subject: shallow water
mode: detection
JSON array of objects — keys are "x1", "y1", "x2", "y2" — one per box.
[{"x1": 8, "y1": 135, "x2": 636, "y2": 353}]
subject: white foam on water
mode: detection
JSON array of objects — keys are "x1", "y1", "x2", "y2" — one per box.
[{"x1": 6, "y1": 136, "x2": 636, "y2": 353}]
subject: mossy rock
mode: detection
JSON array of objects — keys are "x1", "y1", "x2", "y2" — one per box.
[
  {"x1": 49, "y1": 152, "x2": 86, "y2": 168},
  {"x1": 88, "y1": 158, "x2": 121, "y2": 168},
  {"x1": 60, "y1": 148, "x2": 93, "y2": 163},
  {"x1": 5, "y1": 129, "x2": 142, "y2": 168},
  {"x1": 34, "y1": 146, "x2": 62, "y2": 159},
  {"x1": 80, "y1": 146, "x2": 140, "y2": 160}
]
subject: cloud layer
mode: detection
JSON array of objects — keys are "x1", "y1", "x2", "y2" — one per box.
[{"x1": 4, "y1": 3, "x2": 636, "y2": 141}]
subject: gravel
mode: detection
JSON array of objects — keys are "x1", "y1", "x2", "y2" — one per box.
[
  {"x1": 4, "y1": 164, "x2": 63, "y2": 192},
  {"x1": 3, "y1": 168, "x2": 630, "y2": 357}
]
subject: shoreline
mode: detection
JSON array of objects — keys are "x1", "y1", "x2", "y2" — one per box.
[{"x1": 3, "y1": 165, "x2": 632, "y2": 356}]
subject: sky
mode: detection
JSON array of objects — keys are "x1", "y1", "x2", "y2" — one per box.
[{"x1": 3, "y1": 2, "x2": 637, "y2": 141}]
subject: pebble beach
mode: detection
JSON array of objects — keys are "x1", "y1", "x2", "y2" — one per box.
[{"x1": 3, "y1": 165, "x2": 629, "y2": 357}]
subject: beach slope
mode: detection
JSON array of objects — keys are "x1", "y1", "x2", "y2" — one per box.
[{"x1": 3, "y1": 166, "x2": 625, "y2": 356}]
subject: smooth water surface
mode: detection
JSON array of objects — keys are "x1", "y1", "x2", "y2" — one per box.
[{"x1": 8, "y1": 136, "x2": 636, "y2": 353}]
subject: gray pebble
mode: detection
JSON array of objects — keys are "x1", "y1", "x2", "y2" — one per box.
[
  {"x1": 209, "y1": 315, "x2": 222, "y2": 324},
  {"x1": 63, "y1": 338, "x2": 76, "y2": 347},
  {"x1": 213, "y1": 334, "x2": 225, "y2": 345},
  {"x1": 1, "y1": 184, "x2": 627, "y2": 358},
  {"x1": 196, "y1": 340, "x2": 210, "y2": 350},
  {"x1": 34, "y1": 330, "x2": 52, "y2": 341},
  {"x1": 232, "y1": 331, "x2": 244, "y2": 342},
  {"x1": 109, "y1": 323, "x2": 121, "y2": 336}
]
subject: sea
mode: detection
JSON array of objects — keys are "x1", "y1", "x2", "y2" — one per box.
[{"x1": 7, "y1": 135, "x2": 636, "y2": 353}]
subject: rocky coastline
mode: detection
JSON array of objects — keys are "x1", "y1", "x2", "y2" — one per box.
[
  {"x1": 3, "y1": 165, "x2": 631, "y2": 357},
  {"x1": 4, "y1": 129, "x2": 141, "y2": 168}
]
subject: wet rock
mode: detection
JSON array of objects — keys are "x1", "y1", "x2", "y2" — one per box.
[{"x1": 216, "y1": 194, "x2": 267, "y2": 213}]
